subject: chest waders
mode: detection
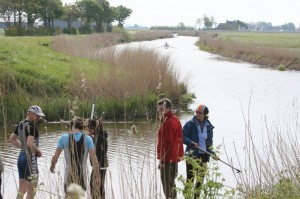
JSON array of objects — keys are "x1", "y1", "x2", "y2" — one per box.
[
  {"x1": 18, "y1": 121, "x2": 38, "y2": 181},
  {"x1": 68, "y1": 134, "x2": 86, "y2": 190}
]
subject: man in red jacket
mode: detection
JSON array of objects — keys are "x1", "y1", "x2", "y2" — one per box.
[{"x1": 157, "y1": 98, "x2": 184, "y2": 199}]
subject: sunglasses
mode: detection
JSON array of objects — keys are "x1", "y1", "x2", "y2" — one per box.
[{"x1": 196, "y1": 111, "x2": 203, "y2": 114}]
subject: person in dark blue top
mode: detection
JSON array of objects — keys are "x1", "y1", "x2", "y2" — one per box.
[
  {"x1": 9, "y1": 105, "x2": 45, "y2": 199},
  {"x1": 183, "y1": 104, "x2": 214, "y2": 199}
]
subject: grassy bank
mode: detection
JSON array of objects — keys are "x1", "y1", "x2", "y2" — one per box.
[
  {"x1": 198, "y1": 31, "x2": 300, "y2": 70},
  {"x1": 0, "y1": 32, "x2": 192, "y2": 125}
]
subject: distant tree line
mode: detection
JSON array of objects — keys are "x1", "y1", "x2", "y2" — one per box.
[
  {"x1": 150, "y1": 22, "x2": 195, "y2": 31},
  {"x1": 0, "y1": 0, "x2": 132, "y2": 36},
  {"x1": 247, "y1": 22, "x2": 297, "y2": 32}
]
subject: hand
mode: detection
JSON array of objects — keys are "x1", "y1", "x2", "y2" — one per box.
[
  {"x1": 191, "y1": 141, "x2": 199, "y2": 149},
  {"x1": 50, "y1": 165, "x2": 55, "y2": 173},
  {"x1": 158, "y1": 163, "x2": 165, "y2": 169},
  {"x1": 36, "y1": 150, "x2": 42, "y2": 157},
  {"x1": 95, "y1": 176, "x2": 100, "y2": 187}
]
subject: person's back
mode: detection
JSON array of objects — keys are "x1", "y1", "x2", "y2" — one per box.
[
  {"x1": 67, "y1": 132, "x2": 87, "y2": 189},
  {"x1": 50, "y1": 117, "x2": 100, "y2": 195}
]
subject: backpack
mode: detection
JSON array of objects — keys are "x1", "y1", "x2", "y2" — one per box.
[{"x1": 67, "y1": 133, "x2": 86, "y2": 190}]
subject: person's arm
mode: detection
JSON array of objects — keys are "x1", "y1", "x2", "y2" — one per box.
[
  {"x1": 183, "y1": 122, "x2": 198, "y2": 148},
  {"x1": 161, "y1": 121, "x2": 174, "y2": 162},
  {"x1": 27, "y1": 136, "x2": 42, "y2": 157},
  {"x1": 89, "y1": 149, "x2": 100, "y2": 186},
  {"x1": 50, "y1": 148, "x2": 62, "y2": 173},
  {"x1": 89, "y1": 149, "x2": 100, "y2": 173},
  {"x1": 9, "y1": 133, "x2": 21, "y2": 149}
]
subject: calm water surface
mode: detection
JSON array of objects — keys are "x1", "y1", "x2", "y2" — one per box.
[{"x1": 1, "y1": 36, "x2": 300, "y2": 198}]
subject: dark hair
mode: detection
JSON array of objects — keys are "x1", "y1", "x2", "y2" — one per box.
[
  {"x1": 88, "y1": 119, "x2": 97, "y2": 129},
  {"x1": 157, "y1": 98, "x2": 172, "y2": 109},
  {"x1": 70, "y1": 117, "x2": 84, "y2": 130}
]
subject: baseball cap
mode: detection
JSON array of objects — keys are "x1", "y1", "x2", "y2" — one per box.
[{"x1": 28, "y1": 105, "x2": 45, "y2": 117}]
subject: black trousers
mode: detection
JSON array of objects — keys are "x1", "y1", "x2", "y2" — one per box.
[
  {"x1": 0, "y1": 174, "x2": 2, "y2": 199},
  {"x1": 186, "y1": 153, "x2": 209, "y2": 199}
]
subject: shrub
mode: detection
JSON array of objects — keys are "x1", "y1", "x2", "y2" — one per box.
[
  {"x1": 79, "y1": 25, "x2": 93, "y2": 34},
  {"x1": 63, "y1": 27, "x2": 78, "y2": 35},
  {"x1": 4, "y1": 25, "x2": 25, "y2": 36},
  {"x1": 277, "y1": 64, "x2": 286, "y2": 71}
]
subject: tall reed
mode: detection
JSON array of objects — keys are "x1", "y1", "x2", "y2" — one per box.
[{"x1": 237, "y1": 103, "x2": 300, "y2": 198}]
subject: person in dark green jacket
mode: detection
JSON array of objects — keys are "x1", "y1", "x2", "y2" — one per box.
[
  {"x1": 183, "y1": 104, "x2": 214, "y2": 199},
  {"x1": 88, "y1": 119, "x2": 108, "y2": 199}
]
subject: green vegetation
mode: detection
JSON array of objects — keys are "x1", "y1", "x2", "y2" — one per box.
[
  {"x1": 0, "y1": 33, "x2": 189, "y2": 125},
  {"x1": 0, "y1": 29, "x2": 4, "y2": 36},
  {"x1": 0, "y1": 36, "x2": 104, "y2": 124},
  {"x1": 0, "y1": 0, "x2": 132, "y2": 36},
  {"x1": 220, "y1": 32, "x2": 300, "y2": 49},
  {"x1": 277, "y1": 64, "x2": 286, "y2": 71},
  {"x1": 177, "y1": 147, "x2": 237, "y2": 199},
  {"x1": 198, "y1": 31, "x2": 300, "y2": 70}
]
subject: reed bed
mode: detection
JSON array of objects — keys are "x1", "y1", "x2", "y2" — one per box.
[
  {"x1": 198, "y1": 32, "x2": 300, "y2": 70},
  {"x1": 237, "y1": 104, "x2": 300, "y2": 198},
  {"x1": 53, "y1": 34, "x2": 188, "y2": 117}
]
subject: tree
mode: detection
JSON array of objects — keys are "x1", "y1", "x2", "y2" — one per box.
[
  {"x1": 195, "y1": 18, "x2": 202, "y2": 29},
  {"x1": 281, "y1": 22, "x2": 295, "y2": 31},
  {"x1": 203, "y1": 15, "x2": 213, "y2": 29},
  {"x1": 178, "y1": 22, "x2": 185, "y2": 30},
  {"x1": 61, "y1": 4, "x2": 80, "y2": 28},
  {"x1": 0, "y1": 0, "x2": 13, "y2": 26},
  {"x1": 77, "y1": 0, "x2": 103, "y2": 25},
  {"x1": 115, "y1": 5, "x2": 132, "y2": 27},
  {"x1": 23, "y1": 0, "x2": 42, "y2": 27},
  {"x1": 101, "y1": 0, "x2": 115, "y2": 32},
  {"x1": 39, "y1": 0, "x2": 64, "y2": 28}
]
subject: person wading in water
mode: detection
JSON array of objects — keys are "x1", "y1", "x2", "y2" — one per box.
[
  {"x1": 50, "y1": 117, "x2": 100, "y2": 196},
  {"x1": 9, "y1": 105, "x2": 45, "y2": 199},
  {"x1": 87, "y1": 119, "x2": 108, "y2": 199}
]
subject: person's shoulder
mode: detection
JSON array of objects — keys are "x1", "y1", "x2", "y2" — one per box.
[
  {"x1": 59, "y1": 133, "x2": 69, "y2": 140},
  {"x1": 24, "y1": 120, "x2": 34, "y2": 126},
  {"x1": 85, "y1": 134, "x2": 93, "y2": 142}
]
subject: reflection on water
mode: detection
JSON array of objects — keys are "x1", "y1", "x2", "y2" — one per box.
[
  {"x1": 0, "y1": 120, "x2": 175, "y2": 199},
  {"x1": 1, "y1": 36, "x2": 300, "y2": 198}
]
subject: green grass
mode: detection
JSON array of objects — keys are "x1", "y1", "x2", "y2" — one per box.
[
  {"x1": 0, "y1": 36, "x2": 109, "y2": 124},
  {"x1": 219, "y1": 32, "x2": 300, "y2": 50},
  {"x1": 0, "y1": 29, "x2": 4, "y2": 36},
  {"x1": 0, "y1": 36, "x2": 103, "y2": 80}
]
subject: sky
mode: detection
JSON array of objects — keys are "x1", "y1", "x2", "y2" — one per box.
[{"x1": 63, "y1": 0, "x2": 300, "y2": 28}]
